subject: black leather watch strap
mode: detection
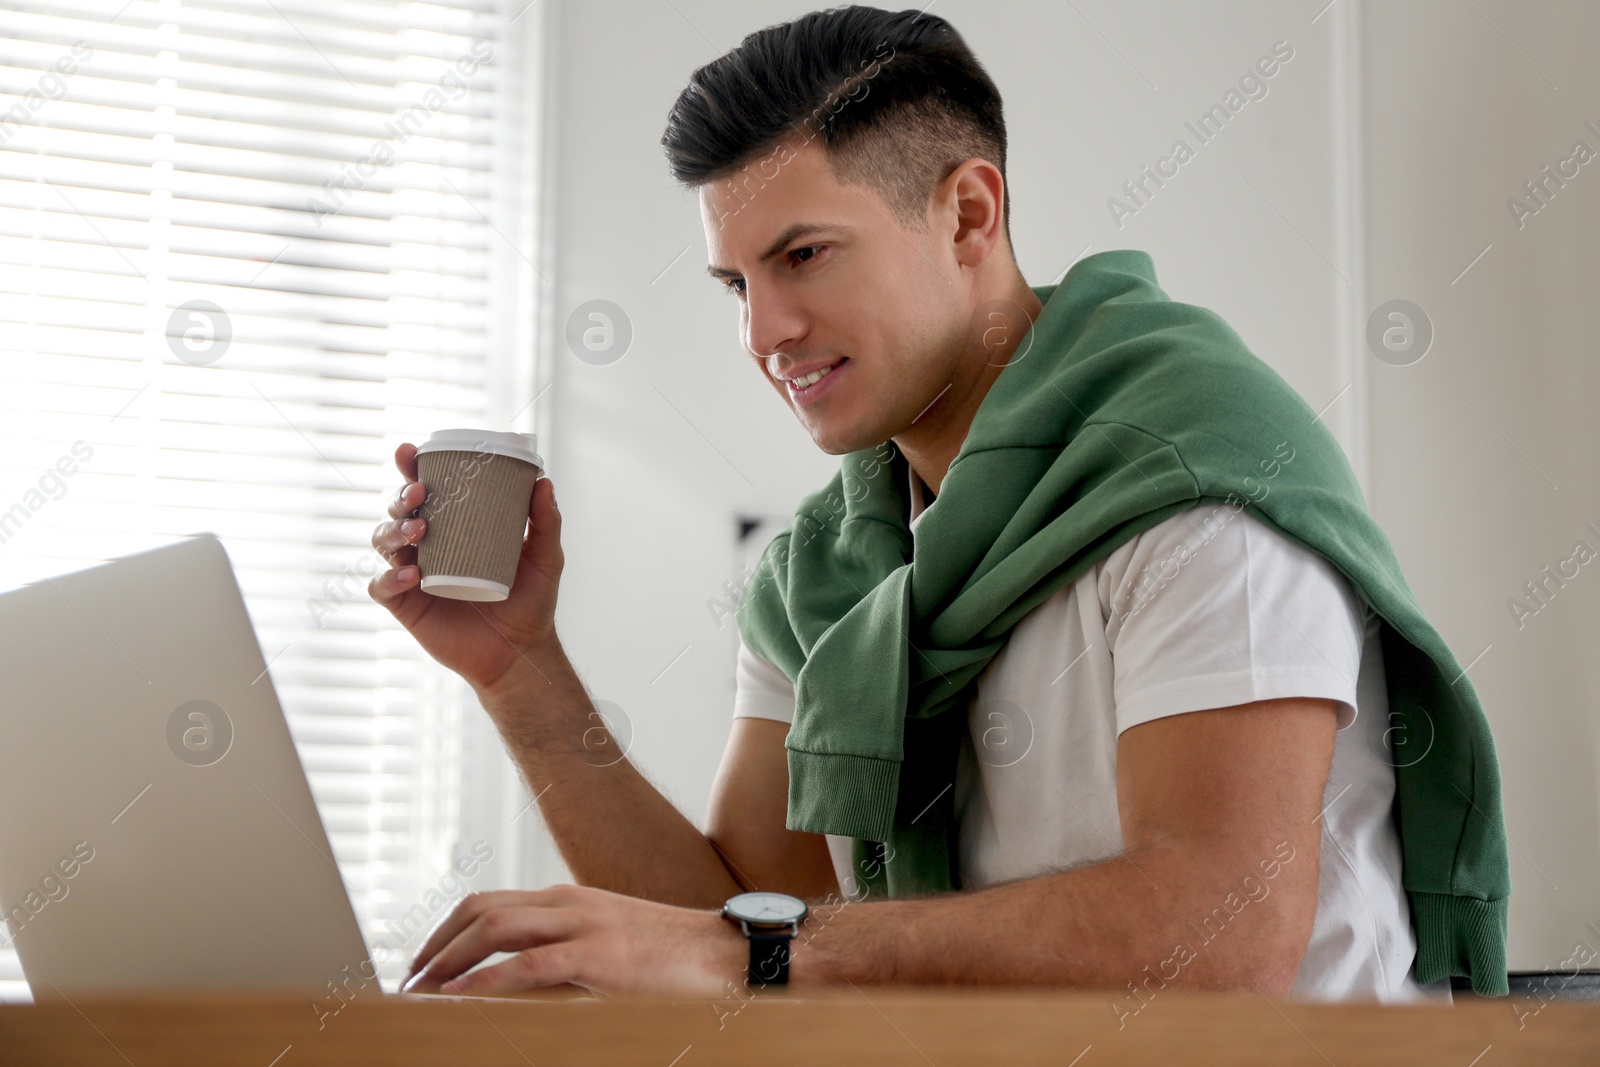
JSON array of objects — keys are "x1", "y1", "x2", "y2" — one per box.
[{"x1": 747, "y1": 928, "x2": 793, "y2": 986}]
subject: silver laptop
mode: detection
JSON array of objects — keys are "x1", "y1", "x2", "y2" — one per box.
[{"x1": 0, "y1": 534, "x2": 378, "y2": 1001}]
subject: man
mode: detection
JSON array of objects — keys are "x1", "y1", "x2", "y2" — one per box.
[{"x1": 373, "y1": 6, "x2": 1505, "y2": 1003}]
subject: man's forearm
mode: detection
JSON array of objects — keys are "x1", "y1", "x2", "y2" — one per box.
[
  {"x1": 789, "y1": 838, "x2": 1312, "y2": 996},
  {"x1": 475, "y1": 636, "x2": 742, "y2": 909}
]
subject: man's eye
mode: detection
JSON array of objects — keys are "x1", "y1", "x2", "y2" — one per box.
[
  {"x1": 790, "y1": 245, "x2": 821, "y2": 265},
  {"x1": 723, "y1": 278, "x2": 746, "y2": 297}
]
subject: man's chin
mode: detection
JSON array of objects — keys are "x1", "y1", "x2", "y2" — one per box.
[
  {"x1": 809, "y1": 433, "x2": 852, "y2": 456},
  {"x1": 807, "y1": 425, "x2": 886, "y2": 457}
]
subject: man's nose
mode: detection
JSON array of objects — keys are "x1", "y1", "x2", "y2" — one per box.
[{"x1": 744, "y1": 287, "x2": 805, "y2": 359}]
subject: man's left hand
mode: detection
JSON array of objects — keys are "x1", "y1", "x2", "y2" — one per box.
[{"x1": 399, "y1": 885, "x2": 749, "y2": 998}]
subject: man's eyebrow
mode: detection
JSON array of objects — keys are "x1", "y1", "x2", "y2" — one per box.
[{"x1": 706, "y1": 223, "x2": 843, "y2": 280}]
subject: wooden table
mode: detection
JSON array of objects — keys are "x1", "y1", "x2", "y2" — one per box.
[{"x1": 2, "y1": 986, "x2": 1596, "y2": 1065}]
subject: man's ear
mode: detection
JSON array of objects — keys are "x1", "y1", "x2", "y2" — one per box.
[{"x1": 944, "y1": 158, "x2": 1007, "y2": 271}]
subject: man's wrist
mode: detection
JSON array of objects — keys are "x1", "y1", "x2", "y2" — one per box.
[
  {"x1": 707, "y1": 910, "x2": 752, "y2": 994},
  {"x1": 786, "y1": 932, "x2": 831, "y2": 987},
  {"x1": 785, "y1": 896, "x2": 862, "y2": 988},
  {"x1": 789, "y1": 890, "x2": 931, "y2": 987},
  {"x1": 474, "y1": 631, "x2": 567, "y2": 708}
]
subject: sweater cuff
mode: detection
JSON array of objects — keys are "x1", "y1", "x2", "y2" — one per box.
[
  {"x1": 1409, "y1": 890, "x2": 1510, "y2": 996},
  {"x1": 785, "y1": 749, "x2": 899, "y2": 841}
]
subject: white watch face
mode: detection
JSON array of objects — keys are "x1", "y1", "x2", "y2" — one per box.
[{"x1": 726, "y1": 891, "x2": 807, "y2": 924}]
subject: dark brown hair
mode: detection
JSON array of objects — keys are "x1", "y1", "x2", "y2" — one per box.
[{"x1": 661, "y1": 5, "x2": 1010, "y2": 236}]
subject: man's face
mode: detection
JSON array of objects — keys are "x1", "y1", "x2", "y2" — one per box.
[{"x1": 701, "y1": 138, "x2": 966, "y2": 455}]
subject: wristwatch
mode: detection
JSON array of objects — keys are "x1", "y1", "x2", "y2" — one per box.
[{"x1": 721, "y1": 891, "x2": 808, "y2": 987}]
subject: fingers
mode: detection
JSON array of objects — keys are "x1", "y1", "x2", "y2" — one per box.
[
  {"x1": 521, "y1": 476, "x2": 562, "y2": 568},
  {"x1": 388, "y1": 479, "x2": 424, "y2": 521},
  {"x1": 402, "y1": 896, "x2": 580, "y2": 994},
  {"x1": 395, "y1": 441, "x2": 418, "y2": 483},
  {"x1": 368, "y1": 509, "x2": 425, "y2": 613},
  {"x1": 368, "y1": 515, "x2": 421, "y2": 611},
  {"x1": 371, "y1": 513, "x2": 426, "y2": 563},
  {"x1": 436, "y1": 945, "x2": 582, "y2": 997},
  {"x1": 367, "y1": 558, "x2": 421, "y2": 610},
  {"x1": 404, "y1": 890, "x2": 560, "y2": 982},
  {"x1": 388, "y1": 444, "x2": 426, "y2": 522},
  {"x1": 526, "y1": 474, "x2": 553, "y2": 526},
  {"x1": 412, "y1": 912, "x2": 578, "y2": 994},
  {"x1": 371, "y1": 445, "x2": 426, "y2": 612}
]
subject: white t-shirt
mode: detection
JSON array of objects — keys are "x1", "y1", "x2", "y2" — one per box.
[{"x1": 733, "y1": 465, "x2": 1452, "y2": 1003}]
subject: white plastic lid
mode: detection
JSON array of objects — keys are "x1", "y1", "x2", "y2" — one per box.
[{"x1": 414, "y1": 428, "x2": 543, "y2": 470}]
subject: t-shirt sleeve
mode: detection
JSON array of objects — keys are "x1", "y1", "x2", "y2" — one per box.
[
  {"x1": 733, "y1": 633, "x2": 797, "y2": 723},
  {"x1": 1096, "y1": 503, "x2": 1366, "y2": 735}
]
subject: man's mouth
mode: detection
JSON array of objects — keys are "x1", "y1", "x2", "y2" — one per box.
[
  {"x1": 785, "y1": 358, "x2": 849, "y2": 405},
  {"x1": 792, "y1": 361, "x2": 842, "y2": 388}
]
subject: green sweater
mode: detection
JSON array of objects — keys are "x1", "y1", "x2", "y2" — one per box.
[{"x1": 735, "y1": 248, "x2": 1510, "y2": 996}]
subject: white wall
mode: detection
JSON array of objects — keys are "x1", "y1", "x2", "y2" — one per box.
[
  {"x1": 526, "y1": 0, "x2": 1592, "y2": 969},
  {"x1": 1362, "y1": 0, "x2": 1600, "y2": 968}
]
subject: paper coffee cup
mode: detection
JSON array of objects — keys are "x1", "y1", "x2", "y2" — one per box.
[{"x1": 413, "y1": 429, "x2": 544, "y2": 602}]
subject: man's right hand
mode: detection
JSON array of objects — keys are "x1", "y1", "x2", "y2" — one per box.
[
  {"x1": 369, "y1": 441, "x2": 563, "y2": 697},
  {"x1": 370, "y1": 445, "x2": 828, "y2": 910}
]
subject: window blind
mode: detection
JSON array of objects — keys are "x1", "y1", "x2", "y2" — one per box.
[{"x1": 0, "y1": 0, "x2": 537, "y2": 995}]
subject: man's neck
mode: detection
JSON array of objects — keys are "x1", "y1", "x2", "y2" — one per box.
[{"x1": 894, "y1": 275, "x2": 1044, "y2": 497}]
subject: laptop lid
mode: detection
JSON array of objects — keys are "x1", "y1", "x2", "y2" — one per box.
[{"x1": 0, "y1": 533, "x2": 376, "y2": 999}]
